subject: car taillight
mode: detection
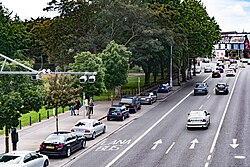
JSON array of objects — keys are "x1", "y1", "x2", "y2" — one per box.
[
  {"x1": 85, "y1": 130, "x2": 90, "y2": 133},
  {"x1": 40, "y1": 143, "x2": 45, "y2": 148},
  {"x1": 202, "y1": 119, "x2": 206, "y2": 122},
  {"x1": 71, "y1": 129, "x2": 75, "y2": 132},
  {"x1": 146, "y1": 98, "x2": 150, "y2": 101},
  {"x1": 131, "y1": 104, "x2": 135, "y2": 107},
  {"x1": 56, "y1": 144, "x2": 64, "y2": 149}
]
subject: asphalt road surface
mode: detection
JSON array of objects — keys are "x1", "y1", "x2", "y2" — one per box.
[{"x1": 62, "y1": 63, "x2": 250, "y2": 167}]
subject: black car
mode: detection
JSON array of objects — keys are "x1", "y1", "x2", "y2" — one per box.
[
  {"x1": 215, "y1": 83, "x2": 229, "y2": 95},
  {"x1": 216, "y1": 66, "x2": 224, "y2": 73},
  {"x1": 157, "y1": 83, "x2": 170, "y2": 93},
  {"x1": 107, "y1": 105, "x2": 130, "y2": 121},
  {"x1": 119, "y1": 95, "x2": 141, "y2": 113},
  {"x1": 212, "y1": 70, "x2": 221, "y2": 78},
  {"x1": 39, "y1": 131, "x2": 86, "y2": 157}
]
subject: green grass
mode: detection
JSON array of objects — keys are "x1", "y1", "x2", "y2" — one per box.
[{"x1": 0, "y1": 106, "x2": 69, "y2": 135}]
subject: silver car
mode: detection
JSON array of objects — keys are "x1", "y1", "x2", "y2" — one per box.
[
  {"x1": 71, "y1": 119, "x2": 106, "y2": 139},
  {"x1": 0, "y1": 151, "x2": 49, "y2": 167},
  {"x1": 186, "y1": 110, "x2": 210, "y2": 130},
  {"x1": 139, "y1": 92, "x2": 157, "y2": 104}
]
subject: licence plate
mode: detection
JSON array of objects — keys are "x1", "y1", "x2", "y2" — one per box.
[
  {"x1": 198, "y1": 90, "x2": 202, "y2": 92},
  {"x1": 125, "y1": 104, "x2": 129, "y2": 106},
  {"x1": 112, "y1": 113, "x2": 117, "y2": 115},
  {"x1": 46, "y1": 146, "x2": 54, "y2": 149},
  {"x1": 219, "y1": 91, "x2": 224, "y2": 92}
]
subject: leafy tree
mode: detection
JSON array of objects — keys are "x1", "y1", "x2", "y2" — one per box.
[
  {"x1": 0, "y1": 60, "x2": 44, "y2": 153},
  {"x1": 100, "y1": 41, "x2": 131, "y2": 102},
  {"x1": 70, "y1": 51, "x2": 106, "y2": 99}
]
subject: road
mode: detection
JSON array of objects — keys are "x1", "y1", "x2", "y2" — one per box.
[{"x1": 62, "y1": 63, "x2": 250, "y2": 167}]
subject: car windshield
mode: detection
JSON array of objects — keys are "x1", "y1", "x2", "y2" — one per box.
[
  {"x1": 195, "y1": 84, "x2": 204, "y2": 88},
  {"x1": 75, "y1": 121, "x2": 91, "y2": 127},
  {"x1": 120, "y1": 98, "x2": 133, "y2": 104},
  {"x1": 45, "y1": 134, "x2": 66, "y2": 142},
  {"x1": 0, "y1": 155, "x2": 22, "y2": 164},
  {"x1": 190, "y1": 111, "x2": 205, "y2": 117}
]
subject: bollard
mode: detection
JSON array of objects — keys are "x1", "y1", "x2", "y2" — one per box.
[
  {"x1": 29, "y1": 116, "x2": 32, "y2": 126},
  {"x1": 47, "y1": 110, "x2": 49, "y2": 119},
  {"x1": 19, "y1": 120, "x2": 22, "y2": 130},
  {"x1": 39, "y1": 113, "x2": 41, "y2": 122}
]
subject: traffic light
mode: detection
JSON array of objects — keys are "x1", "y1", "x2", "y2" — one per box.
[
  {"x1": 88, "y1": 76, "x2": 96, "y2": 83},
  {"x1": 79, "y1": 76, "x2": 87, "y2": 83},
  {"x1": 31, "y1": 74, "x2": 40, "y2": 80}
]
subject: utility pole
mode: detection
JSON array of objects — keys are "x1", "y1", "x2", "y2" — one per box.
[{"x1": 170, "y1": 46, "x2": 173, "y2": 88}]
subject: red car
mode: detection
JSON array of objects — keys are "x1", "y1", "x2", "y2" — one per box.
[{"x1": 212, "y1": 70, "x2": 221, "y2": 78}]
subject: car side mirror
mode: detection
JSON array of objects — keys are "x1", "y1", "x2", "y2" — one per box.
[
  {"x1": 188, "y1": 113, "x2": 190, "y2": 115},
  {"x1": 207, "y1": 113, "x2": 210, "y2": 115}
]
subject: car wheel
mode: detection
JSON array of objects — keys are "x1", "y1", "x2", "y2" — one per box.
[
  {"x1": 92, "y1": 132, "x2": 96, "y2": 139},
  {"x1": 102, "y1": 126, "x2": 106, "y2": 134},
  {"x1": 107, "y1": 117, "x2": 110, "y2": 121},
  {"x1": 121, "y1": 115, "x2": 125, "y2": 121},
  {"x1": 66, "y1": 147, "x2": 71, "y2": 157},
  {"x1": 187, "y1": 127, "x2": 190, "y2": 130},
  {"x1": 43, "y1": 160, "x2": 49, "y2": 167},
  {"x1": 138, "y1": 105, "x2": 141, "y2": 110},
  {"x1": 81, "y1": 140, "x2": 86, "y2": 149},
  {"x1": 127, "y1": 113, "x2": 130, "y2": 118}
]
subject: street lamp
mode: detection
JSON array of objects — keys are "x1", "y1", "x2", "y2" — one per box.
[{"x1": 170, "y1": 45, "x2": 173, "y2": 88}]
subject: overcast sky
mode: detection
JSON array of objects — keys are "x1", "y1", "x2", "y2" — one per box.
[{"x1": 1, "y1": 0, "x2": 250, "y2": 32}]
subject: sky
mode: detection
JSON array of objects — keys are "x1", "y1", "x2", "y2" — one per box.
[{"x1": 1, "y1": 0, "x2": 250, "y2": 32}]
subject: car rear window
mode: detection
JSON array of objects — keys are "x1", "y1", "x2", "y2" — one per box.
[
  {"x1": 75, "y1": 122, "x2": 91, "y2": 127},
  {"x1": 140, "y1": 92, "x2": 150, "y2": 96},
  {"x1": 0, "y1": 155, "x2": 21, "y2": 164},
  {"x1": 217, "y1": 84, "x2": 225, "y2": 88},
  {"x1": 109, "y1": 108, "x2": 120, "y2": 113},
  {"x1": 120, "y1": 98, "x2": 133, "y2": 104},
  {"x1": 45, "y1": 134, "x2": 66, "y2": 142},
  {"x1": 190, "y1": 111, "x2": 205, "y2": 117},
  {"x1": 195, "y1": 84, "x2": 204, "y2": 88}
]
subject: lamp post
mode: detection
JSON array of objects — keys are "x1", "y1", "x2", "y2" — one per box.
[
  {"x1": 170, "y1": 45, "x2": 173, "y2": 88},
  {"x1": 138, "y1": 76, "x2": 140, "y2": 94}
]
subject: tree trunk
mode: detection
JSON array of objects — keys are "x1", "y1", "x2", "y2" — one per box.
[
  {"x1": 5, "y1": 125, "x2": 9, "y2": 153},
  {"x1": 111, "y1": 89, "x2": 114, "y2": 106},
  {"x1": 55, "y1": 108, "x2": 58, "y2": 133},
  {"x1": 192, "y1": 57, "x2": 196, "y2": 76},
  {"x1": 177, "y1": 68, "x2": 181, "y2": 86},
  {"x1": 144, "y1": 71, "x2": 150, "y2": 86},
  {"x1": 160, "y1": 63, "x2": 164, "y2": 79},
  {"x1": 181, "y1": 66, "x2": 187, "y2": 82}
]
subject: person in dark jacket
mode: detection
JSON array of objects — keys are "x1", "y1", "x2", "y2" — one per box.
[
  {"x1": 89, "y1": 99, "x2": 94, "y2": 115},
  {"x1": 75, "y1": 99, "x2": 81, "y2": 115},
  {"x1": 70, "y1": 100, "x2": 76, "y2": 116}
]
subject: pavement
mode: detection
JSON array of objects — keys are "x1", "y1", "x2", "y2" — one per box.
[{"x1": 0, "y1": 79, "x2": 191, "y2": 154}]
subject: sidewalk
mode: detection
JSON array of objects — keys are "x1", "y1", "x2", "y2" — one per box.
[{"x1": 0, "y1": 79, "x2": 189, "y2": 154}]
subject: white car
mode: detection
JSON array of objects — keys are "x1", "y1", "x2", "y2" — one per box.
[
  {"x1": 0, "y1": 151, "x2": 49, "y2": 167},
  {"x1": 204, "y1": 66, "x2": 212, "y2": 73},
  {"x1": 187, "y1": 110, "x2": 210, "y2": 130},
  {"x1": 226, "y1": 69, "x2": 236, "y2": 77},
  {"x1": 71, "y1": 119, "x2": 106, "y2": 139}
]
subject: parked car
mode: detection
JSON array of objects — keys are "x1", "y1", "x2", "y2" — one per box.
[
  {"x1": 212, "y1": 70, "x2": 221, "y2": 78},
  {"x1": 71, "y1": 119, "x2": 106, "y2": 139},
  {"x1": 0, "y1": 151, "x2": 49, "y2": 167},
  {"x1": 157, "y1": 83, "x2": 170, "y2": 93},
  {"x1": 216, "y1": 66, "x2": 224, "y2": 73},
  {"x1": 39, "y1": 131, "x2": 86, "y2": 157},
  {"x1": 119, "y1": 95, "x2": 141, "y2": 113},
  {"x1": 215, "y1": 83, "x2": 229, "y2": 95},
  {"x1": 204, "y1": 66, "x2": 212, "y2": 73},
  {"x1": 202, "y1": 58, "x2": 210, "y2": 63},
  {"x1": 107, "y1": 105, "x2": 129, "y2": 121},
  {"x1": 194, "y1": 82, "x2": 209, "y2": 95},
  {"x1": 186, "y1": 110, "x2": 210, "y2": 130},
  {"x1": 226, "y1": 69, "x2": 236, "y2": 77},
  {"x1": 139, "y1": 91, "x2": 157, "y2": 104}
]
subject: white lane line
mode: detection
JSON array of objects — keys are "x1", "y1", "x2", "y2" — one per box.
[
  {"x1": 105, "y1": 75, "x2": 211, "y2": 167},
  {"x1": 165, "y1": 142, "x2": 175, "y2": 154},
  {"x1": 204, "y1": 162, "x2": 209, "y2": 167},
  {"x1": 209, "y1": 70, "x2": 241, "y2": 154},
  {"x1": 199, "y1": 105, "x2": 203, "y2": 109},
  {"x1": 207, "y1": 95, "x2": 211, "y2": 99},
  {"x1": 207, "y1": 155, "x2": 212, "y2": 161}
]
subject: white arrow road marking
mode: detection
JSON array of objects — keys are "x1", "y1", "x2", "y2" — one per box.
[
  {"x1": 165, "y1": 142, "x2": 175, "y2": 154},
  {"x1": 189, "y1": 138, "x2": 199, "y2": 149},
  {"x1": 230, "y1": 139, "x2": 239, "y2": 149},
  {"x1": 151, "y1": 139, "x2": 162, "y2": 150}
]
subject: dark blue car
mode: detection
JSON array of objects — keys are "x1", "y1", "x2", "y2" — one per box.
[
  {"x1": 107, "y1": 105, "x2": 130, "y2": 121},
  {"x1": 194, "y1": 82, "x2": 208, "y2": 95},
  {"x1": 157, "y1": 83, "x2": 170, "y2": 93}
]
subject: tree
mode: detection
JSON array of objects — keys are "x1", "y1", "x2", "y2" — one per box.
[
  {"x1": 100, "y1": 41, "x2": 131, "y2": 103},
  {"x1": 0, "y1": 60, "x2": 44, "y2": 153},
  {"x1": 70, "y1": 51, "x2": 106, "y2": 99}
]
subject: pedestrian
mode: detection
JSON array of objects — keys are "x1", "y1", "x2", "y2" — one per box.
[
  {"x1": 70, "y1": 99, "x2": 76, "y2": 116},
  {"x1": 75, "y1": 99, "x2": 81, "y2": 115},
  {"x1": 84, "y1": 98, "x2": 89, "y2": 117},
  {"x1": 89, "y1": 99, "x2": 94, "y2": 115}
]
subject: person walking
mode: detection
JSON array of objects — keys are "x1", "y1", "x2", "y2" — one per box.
[
  {"x1": 70, "y1": 99, "x2": 76, "y2": 116},
  {"x1": 89, "y1": 99, "x2": 94, "y2": 115},
  {"x1": 75, "y1": 99, "x2": 81, "y2": 115},
  {"x1": 84, "y1": 98, "x2": 89, "y2": 117}
]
